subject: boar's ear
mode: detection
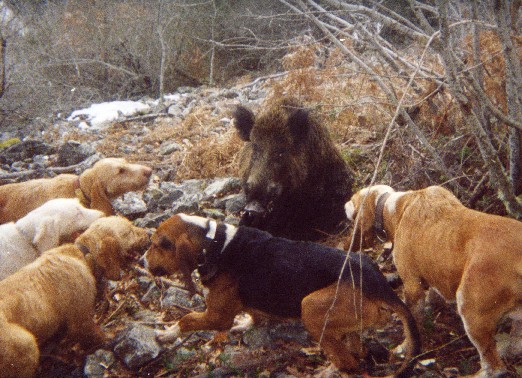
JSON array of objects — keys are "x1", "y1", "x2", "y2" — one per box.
[
  {"x1": 288, "y1": 108, "x2": 310, "y2": 144},
  {"x1": 233, "y1": 106, "x2": 255, "y2": 141}
]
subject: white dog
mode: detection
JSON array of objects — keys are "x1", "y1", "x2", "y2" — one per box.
[{"x1": 0, "y1": 198, "x2": 104, "y2": 280}]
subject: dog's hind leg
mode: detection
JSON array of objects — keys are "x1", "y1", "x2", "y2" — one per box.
[
  {"x1": 0, "y1": 321, "x2": 39, "y2": 378},
  {"x1": 456, "y1": 282, "x2": 510, "y2": 376},
  {"x1": 301, "y1": 283, "x2": 376, "y2": 373}
]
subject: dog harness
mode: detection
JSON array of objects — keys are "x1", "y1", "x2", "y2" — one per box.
[{"x1": 197, "y1": 222, "x2": 228, "y2": 284}]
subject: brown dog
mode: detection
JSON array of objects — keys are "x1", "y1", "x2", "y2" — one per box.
[
  {"x1": 143, "y1": 213, "x2": 420, "y2": 377},
  {"x1": 0, "y1": 216, "x2": 149, "y2": 378},
  {"x1": 0, "y1": 157, "x2": 152, "y2": 223},
  {"x1": 345, "y1": 185, "x2": 522, "y2": 377},
  {"x1": 75, "y1": 215, "x2": 150, "y2": 280}
]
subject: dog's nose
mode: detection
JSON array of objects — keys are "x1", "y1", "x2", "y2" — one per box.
[{"x1": 143, "y1": 167, "x2": 153, "y2": 178}]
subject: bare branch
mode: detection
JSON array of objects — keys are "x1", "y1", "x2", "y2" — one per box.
[{"x1": 291, "y1": 0, "x2": 455, "y2": 188}]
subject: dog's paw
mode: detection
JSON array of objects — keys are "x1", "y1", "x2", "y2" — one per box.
[
  {"x1": 155, "y1": 323, "x2": 181, "y2": 343},
  {"x1": 230, "y1": 313, "x2": 254, "y2": 333}
]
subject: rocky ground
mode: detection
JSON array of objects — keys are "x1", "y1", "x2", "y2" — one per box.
[{"x1": 0, "y1": 84, "x2": 520, "y2": 377}]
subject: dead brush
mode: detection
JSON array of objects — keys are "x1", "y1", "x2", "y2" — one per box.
[
  {"x1": 268, "y1": 43, "x2": 322, "y2": 104},
  {"x1": 177, "y1": 129, "x2": 242, "y2": 180}
]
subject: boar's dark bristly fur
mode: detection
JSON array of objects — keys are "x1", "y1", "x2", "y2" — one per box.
[{"x1": 233, "y1": 97, "x2": 354, "y2": 241}]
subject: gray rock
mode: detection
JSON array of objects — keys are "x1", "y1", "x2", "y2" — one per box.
[
  {"x1": 113, "y1": 192, "x2": 149, "y2": 217},
  {"x1": 141, "y1": 281, "x2": 161, "y2": 304},
  {"x1": 269, "y1": 322, "x2": 310, "y2": 346},
  {"x1": 158, "y1": 189, "x2": 184, "y2": 209},
  {"x1": 113, "y1": 323, "x2": 161, "y2": 369},
  {"x1": 170, "y1": 179, "x2": 207, "y2": 213},
  {"x1": 161, "y1": 286, "x2": 192, "y2": 309},
  {"x1": 224, "y1": 216, "x2": 241, "y2": 225},
  {"x1": 225, "y1": 193, "x2": 246, "y2": 213},
  {"x1": 84, "y1": 349, "x2": 116, "y2": 378},
  {"x1": 203, "y1": 177, "x2": 241, "y2": 200},
  {"x1": 134, "y1": 212, "x2": 171, "y2": 229},
  {"x1": 242, "y1": 326, "x2": 272, "y2": 349},
  {"x1": 132, "y1": 309, "x2": 160, "y2": 323},
  {"x1": 202, "y1": 208, "x2": 225, "y2": 219},
  {"x1": 165, "y1": 347, "x2": 198, "y2": 371},
  {"x1": 56, "y1": 140, "x2": 95, "y2": 166},
  {"x1": 136, "y1": 275, "x2": 154, "y2": 292},
  {"x1": 0, "y1": 139, "x2": 54, "y2": 165},
  {"x1": 159, "y1": 141, "x2": 182, "y2": 155}
]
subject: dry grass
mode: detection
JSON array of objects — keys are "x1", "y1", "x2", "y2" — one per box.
[
  {"x1": 177, "y1": 129, "x2": 242, "y2": 180},
  {"x1": 60, "y1": 31, "x2": 515, "y2": 215}
]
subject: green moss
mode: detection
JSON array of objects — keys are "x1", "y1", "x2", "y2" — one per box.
[{"x1": 0, "y1": 138, "x2": 21, "y2": 149}]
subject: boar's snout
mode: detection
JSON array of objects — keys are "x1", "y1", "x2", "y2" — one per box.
[
  {"x1": 241, "y1": 200, "x2": 265, "y2": 226},
  {"x1": 241, "y1": 181, "x2": 283, "y2": 226},
  {"x1": 244, "y1": 200, "x2": 266, "y2": 215},
  {"x1": 244, "y1": 180, "x2": 283, "y2": 208}
]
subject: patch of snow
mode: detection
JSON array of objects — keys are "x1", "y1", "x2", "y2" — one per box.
[{"x1": 67, "y1": 101, "x2": 151, "y2": 129}]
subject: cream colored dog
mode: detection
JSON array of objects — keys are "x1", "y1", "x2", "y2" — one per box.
[
  {"x1": 0, "y1": 216, "x2": 149, "y2": 378},
  {"x1": 0, "y1": 198, "x2": 104, "y2": 280},
  {"x1": 345, "y1": 185, "x2": 522, "y2": 377},
  {"x1": 0, "y1": 157, "x2": 152, "y2": 223}
]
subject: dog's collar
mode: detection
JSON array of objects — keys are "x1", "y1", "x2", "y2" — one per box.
[
  {"x1": 75, "y1": 242, "x2": 90, "y2": 256},
  {"x1": 197, "y1": 222, "x2": 228, "y2": 284},
  {"x1": 374, "y1": 192, "x2": 390, "y2": 243},
  {"x1": 74, "y1": 177, "x2": 91, "y2": 208}
]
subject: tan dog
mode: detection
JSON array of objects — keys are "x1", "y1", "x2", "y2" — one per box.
[
  {"x1": 0, "y1": 216, "x2": 149, "y2": 378},
  {"x1": 143, "y1": 214, "x2": 421, "y2": 377},
  {"x1": 75, "y1": 215, "x2": 150, "y2": 280},
  {"x1": 345, "y1": 185, "x2": 522, "y2": 377},
  {"x1": 0, "y1": 157, "x2": 152, "y2": 223}
]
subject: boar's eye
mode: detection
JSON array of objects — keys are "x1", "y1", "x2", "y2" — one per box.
[
  {"x1": 275, "y1": 148, "x2": 287, "y2": 158},
  {"x1": 159, "y1": 237, "x2": 174, "y2": 250}
]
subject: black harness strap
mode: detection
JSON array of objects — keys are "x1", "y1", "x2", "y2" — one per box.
[
  {"x1": 197, "y1": 222, "x2": 228, "y2": 284},
  {"x1": 373, "y1": 192, "x2": 394, "y2": 261},
  {"x1": 373, "y1": 192, "x2": 390, "y2": 243}
]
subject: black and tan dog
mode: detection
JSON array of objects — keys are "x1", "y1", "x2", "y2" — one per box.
[
  {"x1": 143, "y1": 213, "x2": 420, "y2": 376},
  {"x1": 345, "y1": 185, "x2": 522, "y2": 377}
]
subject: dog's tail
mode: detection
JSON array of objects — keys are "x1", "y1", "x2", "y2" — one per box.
[{"x1": 390, "y1": 300, "x2": 421, "y2": 378}]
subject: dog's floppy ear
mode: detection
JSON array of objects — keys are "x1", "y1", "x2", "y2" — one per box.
[
  {"x1": 33, "y1": 216, "x2": 59, "y2": 252},
  {"x1": 93, "y1": 236, "x2": 123, "y2": 281},
  {"x1": 81, "y1": 168, "x2": 114, "y2": 215},
  {"x1": 89, "y1": 180, "x2": 114, "y2": 215}
]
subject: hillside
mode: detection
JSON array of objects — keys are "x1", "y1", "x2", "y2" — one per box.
[
  {"x1": 1, "y1": 4, "x2": 522, "y2": 373},
  {"x1": 1, "y1": 64, "x2": 520, "y2": 377}
]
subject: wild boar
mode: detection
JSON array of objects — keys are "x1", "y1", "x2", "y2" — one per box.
[{"x1": 233, "y1": 97, "x2": 354, "y2": 241}]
